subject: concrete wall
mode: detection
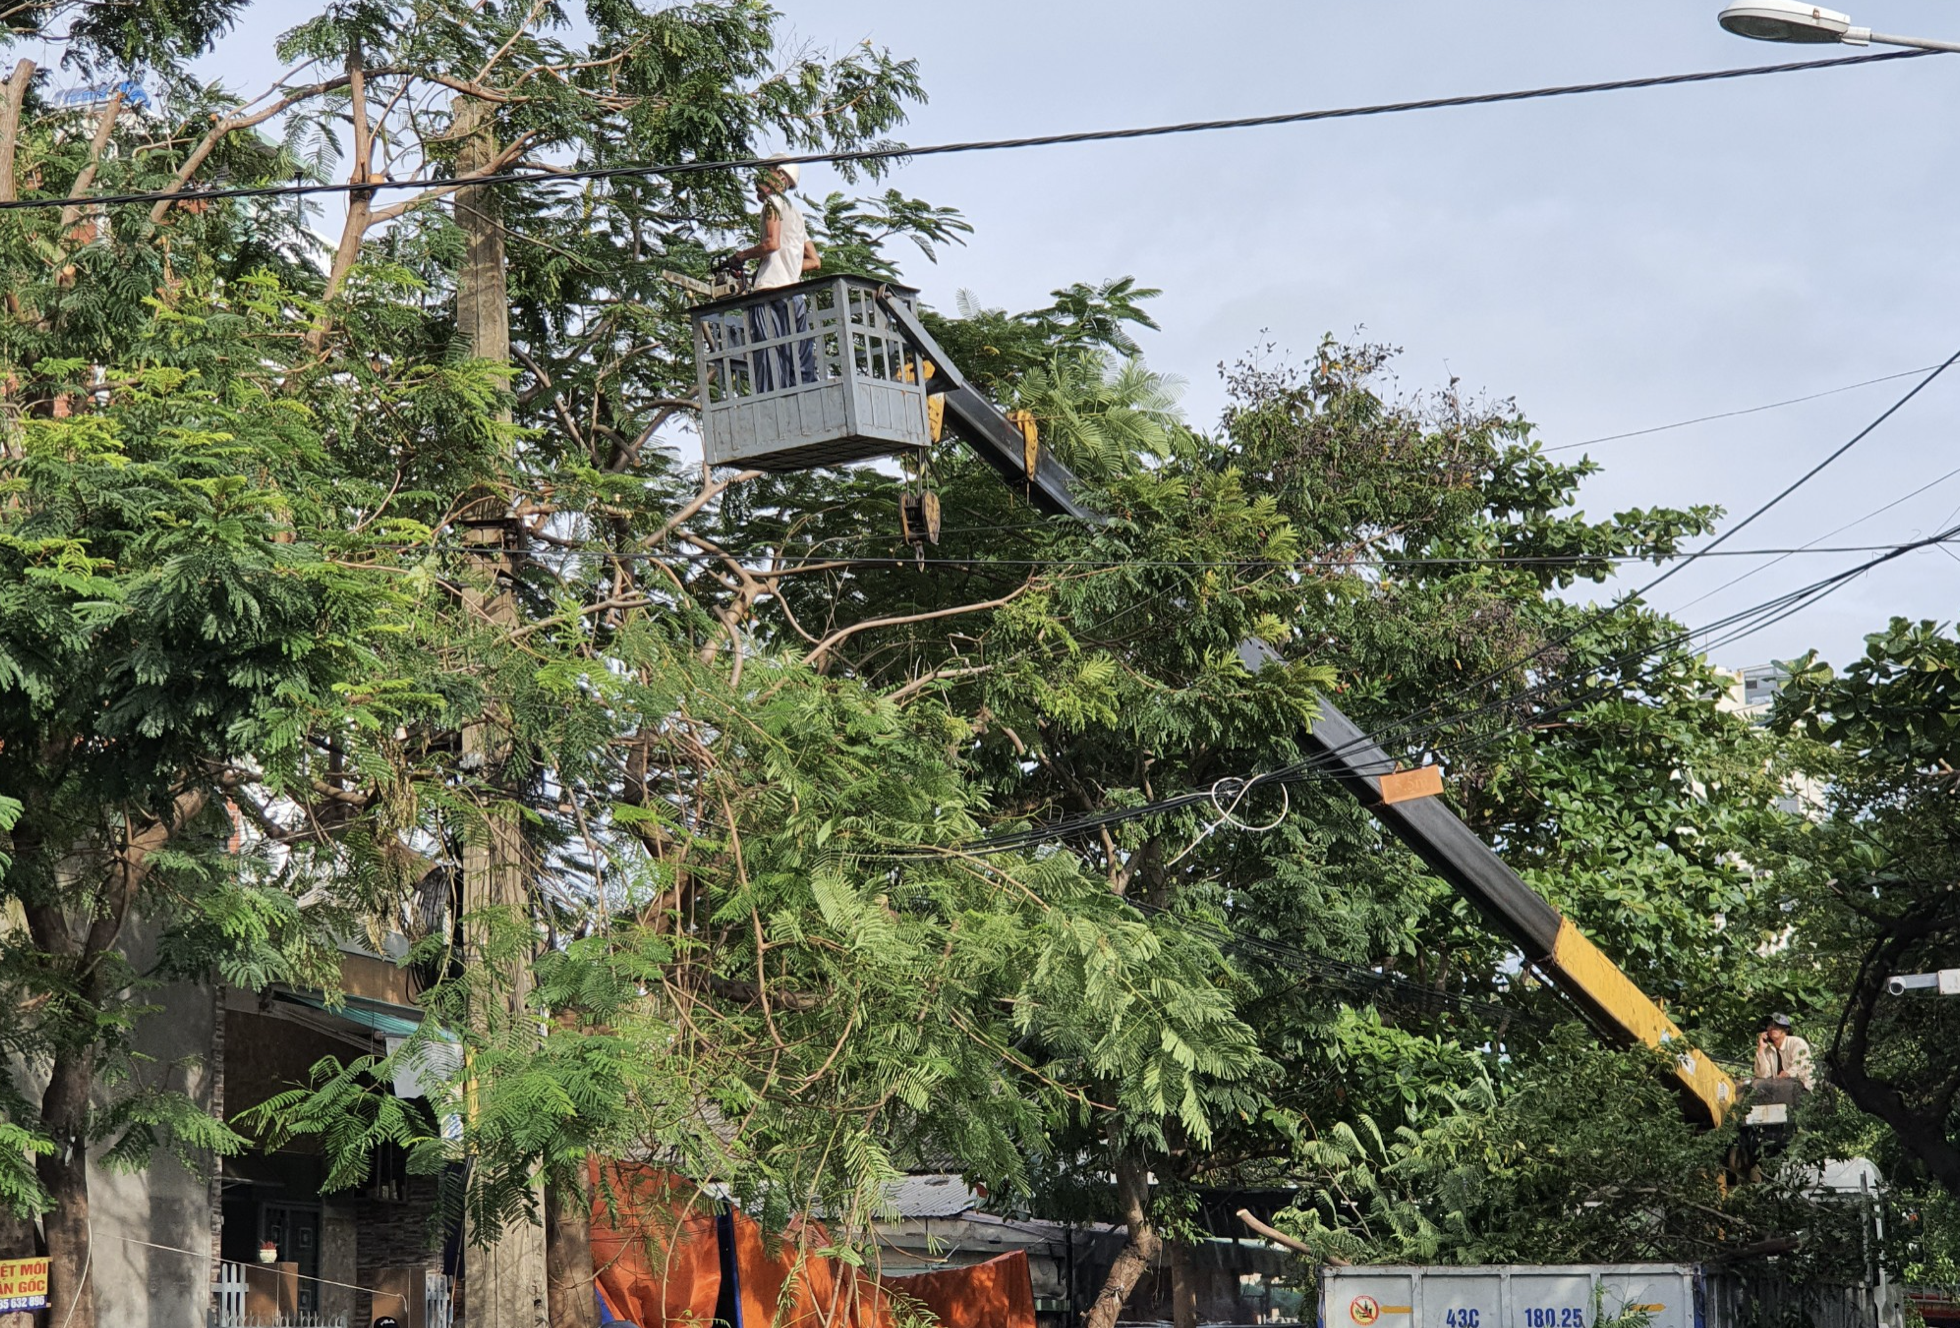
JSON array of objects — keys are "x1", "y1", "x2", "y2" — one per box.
[
  {"x1": 85, "y1": 975, "x2": 219, "y2": 1328},
  {"x1": 322, "y1": 1199, "x2": 360, "y2": 1325},
  {"x1": 357, "y1": 1174, "x2": 448, "y2": 1325}
]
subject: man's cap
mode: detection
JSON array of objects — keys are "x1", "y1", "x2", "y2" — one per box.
[
  {"x1": 1767, "y1": 1012, "x2": 1792, "y2": 1029},
  {"x1": 764, "y1": 156, "x2": 800, "y2": 188}
]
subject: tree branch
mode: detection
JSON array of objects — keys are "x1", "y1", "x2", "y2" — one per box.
[
  {"x1": 55, "y1": 87, "x2": 117, "y2": 233},
  {"x1": 1234, "y1": 1209, "x2": 1348, "y2": 1265},
  {"x1": 802, "y1": 583, "x2": 1032, "y2": 671},
  {"x1": 148, "y1": 71, "x2": 368, "y2": 225},
  {"x1": 886, "y1": 664, "x2": 992, "y2": 706}
]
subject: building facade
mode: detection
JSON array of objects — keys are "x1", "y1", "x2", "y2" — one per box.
[{"x1": 10, "y1": 939, "x2": 454, "y2": 1328}]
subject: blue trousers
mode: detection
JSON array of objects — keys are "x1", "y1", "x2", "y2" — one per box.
[{"x1": 747, "y1": 294, "x2": 817, "y2": 392}]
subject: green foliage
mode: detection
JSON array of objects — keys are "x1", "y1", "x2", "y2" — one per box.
[
  {"x1": 918, "y1": 280, "x2": 1164, "y2": 399},
  {"x1": 0, "y1": 1106, "x2": 53, "y2": 1219},
  {"x1": 685, "y1": 282, "x2": 1842, "y2": 1281},
  {"x1": 93, "y1": 1082, "x2": 248, "y2": 1173},
  {"x1": 809, "y1": 190, "x2": 973, "y2": 280},
  {"x1": 3, "y1": 0, "x2": 248, "y2": 75},
  {"x1": 0, "y1": 242, "x2": 469, "y2": 1244},
  {"x1": 245, "y1": 642, "x2": 1273, "y2": 1239},
  {"x1": 243, "y1": 1053, "x2": 437, "y2": 1194},
  {"x1": 1278, "y1": 1032, "x2": 1873, "y2": 1276},
  {"x1": 4, "y1": 0, "x2": 1936, "y2": 1288},
  {"x1": 1770, "y1": 620, "x2": 1960, "y2": 1197},
  {"x1": 1003, "y1": 354, "x2": 1186, "y2": 482}
]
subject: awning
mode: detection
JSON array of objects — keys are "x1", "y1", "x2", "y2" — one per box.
[{"x1": 273, "y1": 990, "x2": 423, "y2": 1039}]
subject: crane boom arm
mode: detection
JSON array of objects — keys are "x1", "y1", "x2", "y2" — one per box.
[
  {"x1": 876, "y1": 292, "x2": 1103, "y2": 522},
  {"x1": 885, "y1": 294, "x2": 1734, "y2": 1125},
  {"x1": 1239, "y1": 643, "x2": 1735, "y2": 1126}
]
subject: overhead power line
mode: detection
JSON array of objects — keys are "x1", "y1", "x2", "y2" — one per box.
[
  {"x1": 1345, "y1": 336, "x2": 1960, "y2": 750},
  {"x1": 0, "y1": 49, "x2": 1935, "y2": 214},
  {"x1": 510, "y1": 539, "x2": 1960, "y2": 573},
  {"x1": 1641, "y1": 346, "x2": 1960, "y2": 595},
  {"x1": 1674, "y1": 458, "x2": 1960, "y2": 617},
  {"x1": 1544, "y1": 364, "x2": 1946, "y2": 453}
]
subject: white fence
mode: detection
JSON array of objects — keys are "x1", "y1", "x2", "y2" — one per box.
[
  {"x1": 426, "y1": 1272, "x2": 455, "y2": 1328},
  {"x1": 213, "y1": 1259, "x2": 451, "y2": 1328},
  {"x1": 210, "y1": 1260, "x2": 350, "y2": 1328}
]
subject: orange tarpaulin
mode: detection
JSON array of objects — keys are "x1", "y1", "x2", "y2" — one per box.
[
  {"x1": 725, "y1": 1207, "x2": 889, "y2": 1328},
  {"x1": 589, "y1": 1165, "x2": 723, "y2": 1327},
  {"x1": 588, "y1": 1165, "x2": 1036, "y2": 1328},
  {"x1": 884, "y1": 1252, "x2": 1037, "y2": 1328}
]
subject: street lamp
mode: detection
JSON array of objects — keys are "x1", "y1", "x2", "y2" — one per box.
[{"x1": 1718, "y1": 0, "x2": 1960, "y2": 53}]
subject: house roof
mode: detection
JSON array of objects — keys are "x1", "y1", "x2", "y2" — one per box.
[{"x1": 883, "y1": 1174, "x2": 983, "y2": 1219}]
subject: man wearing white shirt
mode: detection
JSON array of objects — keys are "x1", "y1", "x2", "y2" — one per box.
[{"x1": 731, "y1": 158, "x2": 820, "y2": 390}]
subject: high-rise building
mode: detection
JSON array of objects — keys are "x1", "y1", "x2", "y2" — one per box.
[
  {"x1": 1713, "y1": 662, "x2": 1823, "y2": 818},
  {"x1": 1714, "y1": 662, "x2": 1791, "y2": 726}
]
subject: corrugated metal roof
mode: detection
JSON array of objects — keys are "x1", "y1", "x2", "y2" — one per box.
[{"x1": 883, "y1": 1174, "x2": 982, "y2": 1218}]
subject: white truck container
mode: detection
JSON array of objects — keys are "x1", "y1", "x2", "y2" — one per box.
[{"x1": 1318, "y1": 1264, "x2": 1701, "y2": 1328}]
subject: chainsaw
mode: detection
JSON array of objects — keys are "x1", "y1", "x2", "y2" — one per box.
[{"x1": 660, "y1": 253, "x2": 750, "y2": 301}]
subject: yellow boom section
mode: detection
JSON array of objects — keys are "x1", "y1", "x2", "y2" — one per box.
[{"x1": 1548, "y1": 920, "x2": 1736, "y2": 1126}]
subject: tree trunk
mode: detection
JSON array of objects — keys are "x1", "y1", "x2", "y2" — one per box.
[
  {"x1": 458, "y1": 514, "x2": 549, "y2": 1328},
  {"x1": 543, "y1": 1170, "x2": 600, "y2": 1328},
  {"x1": 0, "y1": 59, "x2": 36, "y2": 204},
  {"x1": 452, "y1": 95, "x2": 509, "y2": 367},
  {"x1": 1169, "y1": 1237, "x2": 1198, "y2": 1328},
  {"x1": 455, "y1": 88, "x2": 545, "y2": 1327},
  {"x1": 1832, "y1": 1058, "x2": 1960, "y2": 1196},
  {"x1": 36, "y1": 1049, "x2": 94, "y2": 1328},
  {"x1": 1831, "y1": 928, "x2": 1960, "y2": 1198},
  {"x1": 1083, "y1": 1155, "x2": 1160, "y2": 1328},
  {"x1": 310, "y1": 39, "x2": 375, "y2": 350}
]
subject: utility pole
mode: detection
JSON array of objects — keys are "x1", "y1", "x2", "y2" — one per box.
[{"x1": 453, "y1": 92, "x2": 549, "y2": 1328}]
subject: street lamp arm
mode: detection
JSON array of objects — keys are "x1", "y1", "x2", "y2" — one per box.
[{"x1": 1861, "y1": 29, "x2": 1960, "y2": 53}]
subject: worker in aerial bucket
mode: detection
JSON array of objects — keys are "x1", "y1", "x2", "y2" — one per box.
[
  {"x1": 731, "y1": 156, "x2": 821, "y2": 391},
  {"x1": 1748, "y1": 1011, "x2": 1814, "y2": 1105}
]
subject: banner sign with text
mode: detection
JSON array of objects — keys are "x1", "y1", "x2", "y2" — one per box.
[{"x1": 0, "y1": 1256, "x2": 50, "y2": 1312}]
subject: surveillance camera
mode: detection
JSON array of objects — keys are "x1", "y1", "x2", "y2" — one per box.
[{"x1": 1886, "y1": 976, "x2": 1909, "y2": 997}]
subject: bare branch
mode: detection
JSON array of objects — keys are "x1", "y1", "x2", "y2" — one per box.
[
  {"x1": 802, "y1": 583, "x2": 1033, "y2": 670},
  {"x1": 644, "y1": 468, "x2": 761, "y2": 550},
  {"x1": 55, "y1": 87, "x2": 117, "y2": 233},
  {"x1": 148, "y1": 71, "x2": 370, "y2": 225},
  {"x1": 886, "y1": 664, "x2": 992, "y2": 706}
]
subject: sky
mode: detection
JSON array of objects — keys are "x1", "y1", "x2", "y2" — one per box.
[
  {"x1": 755, "y1": 0, "x2": 1960, "y2": 675},
  {"x1": 95, "y1": 0, "x2": 1960, "y2": 673}
]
